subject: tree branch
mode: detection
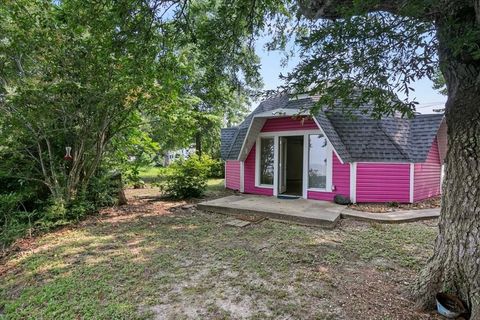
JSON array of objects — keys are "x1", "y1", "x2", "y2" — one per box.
[{"x1": 297, "y1": 0, "x2": 434, "y2": 20}]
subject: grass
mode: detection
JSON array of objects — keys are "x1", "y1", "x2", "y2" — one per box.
[
  {"x1": 206, "y1": 178, "x2": 225, "y2": 193},
  {"x1": 0, "y1": 196, "x2": 439, "y2": 320},
  {"x1": 137, "y1": 166, "x2": 168, "y2": 184},
  {"x1": 137, "y1": 166, "x2": 224, "y2": 192}
]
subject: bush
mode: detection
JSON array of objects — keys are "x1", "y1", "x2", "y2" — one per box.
[
  {"x1": 159, "y1": 155, "x2": 214, "y2": 199},
  {"x1": 0, "y1": 190, "x2": 41, "y2": 249},
  {"x1": 209, "y1": 159, "x2": 225, "y2": 178},
  {"x1": 0, "y1": 170, "x2": 122, "y2": 249}
]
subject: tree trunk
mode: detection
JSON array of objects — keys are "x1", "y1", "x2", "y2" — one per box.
[
  {"x1": 413, "y1": 18, "x2": 480, "y2": 318},
  {"x1": 195, "y1": 131, "x2": 202, "y2": 157},
  {"x1": 111, "y1": 173, "x2": 128, "y2": 206}
]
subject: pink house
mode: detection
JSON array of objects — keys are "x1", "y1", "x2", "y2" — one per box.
[{"x1": 221, "y1": 95, "x2": 446, "y2": 203}]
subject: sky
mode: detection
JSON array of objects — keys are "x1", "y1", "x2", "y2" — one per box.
[{"x1": 253, "y1": 38, "x2": 447, "y2": 114}]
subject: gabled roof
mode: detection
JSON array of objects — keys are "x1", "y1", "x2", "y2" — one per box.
[{"x1": 221, "y1": 95, "x2": 444, "y2": 163}]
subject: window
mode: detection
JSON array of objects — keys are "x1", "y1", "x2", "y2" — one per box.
[
  {"x1": 259, "y1": 137, "x2": 274, "y2": 185},
  {"x1": 308, "y1": 134, "x2": 328, "y2": 189}
]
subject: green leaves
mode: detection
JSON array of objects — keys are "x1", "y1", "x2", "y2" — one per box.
[
  {"x1": 159, "y1": 154, "x2": 216, "y2": 198},
  {"x1": 281, "y1": 10, "x2": 437, "y2": 117},
  {"x1": 0, "y1": 0, "x2": 272, "y2": 245}
]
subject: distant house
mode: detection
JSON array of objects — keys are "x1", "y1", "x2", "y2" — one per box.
[
  {"x1": 221, "y1": 95, "x2": 446, "y2": 203},
  {"x1": 163, "y1": 145, "x2": 196, "y2": 166}
]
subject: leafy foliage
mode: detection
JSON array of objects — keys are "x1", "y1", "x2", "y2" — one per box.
[
  {"x1": 431, "y1": 70, "x2": 447, "y2": 96},
  {"x1": 159, "y1": 155, "x2": 215, "y2": 199},
  {"x1": 280, "y1": 10, "x2": 437, "y2": 117},
  {"x1": 0, "y1": 0, "x2": 277, "y2": 246}
]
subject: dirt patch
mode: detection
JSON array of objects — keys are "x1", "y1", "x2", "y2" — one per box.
[
  {"x1": 0, "y1": 188, "x2": 441, "y2": 319},
  {"x1": 349, "y1": 196, "x2": 441, "y2": 213}
]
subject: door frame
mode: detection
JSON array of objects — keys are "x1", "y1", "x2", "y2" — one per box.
[
  {"x1": 278, "y1": 137, "x2": 288, "y2": 194},
  {"x1": 255, "y1": 129, "x2": 330, "y2": 198}
]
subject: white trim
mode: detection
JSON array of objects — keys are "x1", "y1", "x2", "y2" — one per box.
[
  {"x1": 258, "y1": 129, "x2": 321, "y2": 137},
  {"x1": 240, "y1": 161, "x2": 245, "y2": 193},
  {"x1": 224, "y1": 163, "x2": 227, "y2": 188},
  {"x1": 332, "y1": 149, "x2": 344, "y2": 165},
  {"x1": 409, "y1": 163, "x2": 414, "y2": 203},
  {"x1": 356, "y1": 161, "x2": 413, "y2": 165},
  {"x1": 311, "y1": 117, "x2": 345, "y2": 164},
  {"x1": 273, "y1": 136, "x2": 279, "y2": 196},
  {"x1": 237, "y1": 109, "x2": 345, "y2": 163},
  {"x1": 350, "y1": 162, "x2": 357, "y2": 203},
  {"x1": 302, "y1": 134, "x2": 309, "y2": 199},
  {"x1": 237, "y1": 109, "x2": 307, "y2": 161},
  {"x1": 253, "y1": 108, "x2": 309, "y2": 118},
  {"x1": 255, "y1": 137, "x2": 274, "y2": 189},
  {"x1": 254, "y1": 130, "x2": 335, "y2": 198},
  {"x1": 305, "y1": 133, "x2": 333, "y2": 193},
  {"x1": 326, "y1": 143, "x2": 333, "y2": 191},
  {"x1": 255, "y1": 139, "x2": 260, "y2": 187}
]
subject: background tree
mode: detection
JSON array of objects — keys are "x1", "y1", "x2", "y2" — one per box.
[
  {"x1": 0, "y1": 0, "x2": 277, "y2": 245},
  {"x1": 275, "y1": 0, "x2": 480, "y2": 316},
  {"x1": 432, "y1": 70, "x2": 448, "y2": 96}
]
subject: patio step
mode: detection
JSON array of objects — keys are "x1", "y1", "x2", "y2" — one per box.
[{"x1": 198, "y1": 195, "x2": 342, "y2": 228}]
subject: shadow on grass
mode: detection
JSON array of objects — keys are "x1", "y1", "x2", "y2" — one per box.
[{"x1": 0, "y1": 201, "x2": 439, "y2": 320}]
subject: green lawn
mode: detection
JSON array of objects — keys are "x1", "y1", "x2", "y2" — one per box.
[
  {"x1": 0, "y1": 195, "x2": 439, "y2": 320},
  {"x1": 206, "y1": 178, "x2": 225, "y2": 193},
  {"x1": 137, "y1": 167, "x2": 224, "y2": 190},
  {"x1": 137, "y1": 166, "x2": 167, "y2": 184}
]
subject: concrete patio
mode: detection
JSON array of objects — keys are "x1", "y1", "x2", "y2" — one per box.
[
  {"x1": 198, "y1": 194, "x2": 441, "y2": 227},
  {"x1": 198, "y1": 194, "x2": 343, "y2": 228}
]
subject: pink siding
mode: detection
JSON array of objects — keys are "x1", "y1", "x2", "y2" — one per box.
[
  {"x1": 261, "y1": 117, "x2": 318, "y2": 132},
  {"x1": 414, "y1": 139, "x2": 442, "y2": 201},
  {"x1": 307, "y1": 153, "x2": 350, "y2": 201},
  {"x1": 356, "y1": 163, "x2": 410, "y2": 203},
  {"x1": 225, "y1": 160, "x2": 241, "y2": 191},
  {"x1": 244, "y1": 143, "x2": 274, "y2": 196}
]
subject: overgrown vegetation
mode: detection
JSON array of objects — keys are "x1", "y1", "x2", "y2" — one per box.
[
  {"x1": 0, "y1": 0, "x2": 266, "y2": 247},
  {"x1": 159, "y1": 155, "x2": 217, "y2": 199}
]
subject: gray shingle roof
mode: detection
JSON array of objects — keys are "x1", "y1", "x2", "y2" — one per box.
[
  {"x1": 221, "y1": 95, "x2": 444, "y2": 163},
  {"x1": 220, "y1": 127, "x2": 238, "y2": 159}
]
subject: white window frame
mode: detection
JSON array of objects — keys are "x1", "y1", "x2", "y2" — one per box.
[
  {"x1": 305, "y1": 133, "x2": 333, "y2": 193},
  {"x1": 254, "y1": 129, "x2": 333, "y2": 198},
  {"x1": 255, "y1": 136, "x2": 275, "y2": 189}
]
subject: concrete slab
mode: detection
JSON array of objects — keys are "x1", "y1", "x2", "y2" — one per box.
[
  {"x1": 198, "y1": 195, "x2": 343, "y2": 228},
  {"x1": 341, "y1": 207, "x2": 440, "y2": 223}
]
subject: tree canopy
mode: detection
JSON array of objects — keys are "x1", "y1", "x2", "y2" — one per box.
[
  {"x1": 1, "y1": 0, "x2": 479, "y2": 316},
  {"x1": 0, "y1": 0, "x2": 281, "y2": 245}
]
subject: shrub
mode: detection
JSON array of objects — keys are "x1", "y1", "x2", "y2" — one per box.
[
  {"x1": 0, "y1": 191, "x2": 39, "y2": 249},
  {"x1": 209, "y1": 159, "x2": 225, "y2": 178},
  {"x1": 159, "y1": 155, "x2": 214, "y2": 199},
  {"x1": 86, "y1": 172, "x2": 122, "y2": 208},
  {"x1": 0, "y1": 169, "x2": 123, "y2": 249}
]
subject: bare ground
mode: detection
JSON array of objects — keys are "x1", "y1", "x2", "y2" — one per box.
[{"x1": 0, "y1": 187, "x2": 441, "y2": 319}]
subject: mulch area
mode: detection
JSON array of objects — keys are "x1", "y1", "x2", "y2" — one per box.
[{"x1": 349, "y1": 196, "x2": 441, "y2": 213}]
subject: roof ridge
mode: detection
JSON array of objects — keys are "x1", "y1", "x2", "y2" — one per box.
[
  {"x1": 377, "y1": 121, "x2": 411, "y2": 160},
  {"x1": 357, "y1": 123, "x2": 377, "y2": 159}
]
